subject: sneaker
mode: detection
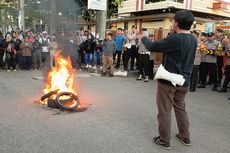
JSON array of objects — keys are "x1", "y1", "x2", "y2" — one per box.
[
  {"x1": 13, "y1": 69, "x2": 17, "y2": 72},
  {"x1": 176, "y1": 134, "x2": 191, "y2": 146},
  {"x1": 212, "y1": 87, "x2": 217, "y2": 91},
  {"x1": 86, "y1": 64, "x2": 89, "y2": 68},
  {"x1": 92, "y1": 66, "x2": 97, "y2": 69},
  {"x1": 153, "y1": 136, "x2": 171, "y2": 150},
  {"x1": 136, "y1": 75, "x2": 143, "y2": 81},
  {"x1": 7, "y1": 70, "x2": 10, "y2": 72},
  {"x1": 109, "y1": 73, "x2": 113, "y2": 77},
  {"x1": 144, "y1": 76, "x2": 149, "y2": 82}
]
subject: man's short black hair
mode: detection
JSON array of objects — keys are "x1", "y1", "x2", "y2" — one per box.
[
  {"x1": 174, "y1": 10, "x2": 194, "y2": 30},
  {"x1": 117, "y1": 28, "x2": 123, "y2": 31},
  {"x1": 107, "y1": 32, "x2": 113, "y2": 37},
  {"x1": 201, "y1": 32, "x2": 207, "y2": 37},
  {"x1": 217, "y1": 29, "x2": 224, "y2": 33},
  {"x1": 207, "y1": 32, "x2": 214, "y2": 37}
]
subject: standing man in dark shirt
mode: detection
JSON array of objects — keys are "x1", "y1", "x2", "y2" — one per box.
[{"x1": 142, "y1": 10, "x2": 197, "y2": 150}]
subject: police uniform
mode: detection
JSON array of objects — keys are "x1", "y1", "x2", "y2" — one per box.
[
  {"x1": 198, "y1": 32, "x2": 219, "y2": 91},
  {"x1": 216, "y1": 29, "x2": 227, "y2": 84}
]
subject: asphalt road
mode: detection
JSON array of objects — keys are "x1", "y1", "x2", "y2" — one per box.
[{"x1": 0, "y1": 70, "x2": 230, "y2": 153}]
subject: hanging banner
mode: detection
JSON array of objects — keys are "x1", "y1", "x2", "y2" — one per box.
[{"x1": 88, "y1": 0, "x2": 107, "y2": 11}]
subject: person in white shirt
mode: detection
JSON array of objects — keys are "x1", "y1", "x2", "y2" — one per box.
[
  {"x1": 39, "y1": 31, "x2": 50, "y2": 69},
  {"x1": 124, "y1": 25, "x2": 138, "y2": 71}
]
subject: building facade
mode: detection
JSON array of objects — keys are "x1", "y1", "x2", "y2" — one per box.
[{"x1": 114, "y1": 0, "x2": 230, "y2": 33}]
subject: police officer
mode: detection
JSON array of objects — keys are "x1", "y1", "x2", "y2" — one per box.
[
  {"x1": 197, "y1": 32, "x2": 220, "y2": 91},
  {"x1": 125, "y1": 25, "x2": 138, "y2": 71},
  {"x1": 216, "y1": 29, "x2": 229, "y2": 84},
  {"x1": 198, "y1": 32, "x2": 207, "y2": 86},
  {"x1": 136, "y1": 28, "x2": 151, "y2": 82},
  {"x1": 217, "y1": 29, "x2": 230, "y2": 92}
]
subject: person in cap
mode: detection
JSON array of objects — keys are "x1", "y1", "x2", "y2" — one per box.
[
  {"x1": 189, "y1": 31, "x2": 201, "y2": 92},
  {"x1": 39, "y1": 31, "x2": 50, "y2": 69},
  {"x1": 216, "y1": 29, "x2": 229, "y2": 85},
  {"x1": 136, "y1": 28, "x2": 151, "y2": 82},
  {"x1": 216, "y1": 29, "x2": 230, "y2": 92},
  {"x1": 125, "y1": 25, "x2": 138, "y2": 71},
  {"x1": 197, "y1": 32, "x2": 220, "y2": 91},
  {"x1": 142, "y1": 10, "x2": 197, "y2": 149},
  {"x1": 198, "y1": 32, "x2": 207, "y2": 84}
]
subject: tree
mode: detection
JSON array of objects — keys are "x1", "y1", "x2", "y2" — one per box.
[
  {"x1": 107, "y1": 0, "x2": 123, "y2": 19},
  {"x1": 0, "y1": 0, "x2": 19, "y2": 31}
]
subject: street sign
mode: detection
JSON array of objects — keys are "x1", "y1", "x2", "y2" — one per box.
[{"x1": 88, "y1": 0, "x2": 107, "y2": 11}]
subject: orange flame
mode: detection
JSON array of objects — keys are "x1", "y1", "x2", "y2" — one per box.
[{"x1": 41, "y1": 52, "x2": 77, "y2": 105}]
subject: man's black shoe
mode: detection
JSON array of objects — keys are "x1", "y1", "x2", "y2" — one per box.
[
  {"x1": 217, "y1": 88, "x2": 227, "y2": 92},
  {"x1": 109, "y1": 74, "x2": 113, "y2": 77},
  {"x1": 197, "y1": 84, "x2": 206, "y2": 88},
  {"x1": 176, "y1": 134, "x2": 191, "y2": 146},
  {"x1": 153, "y1": 136, "x2": 171, "y2": 150},
  {"x1": 130, "y1": 68, "x2": 135, "y2": 71},
  {"x1": 206, "y1": 81, "x2": 212, "y2": 85},
  {"x1": 189, "y1": 88, "x2": 196, "y2": 92},
  {"x1": 212, "y1": 87, "x2": 217, "y2": 91},
  {"x1": 102, "y1": 72, "x2": 106, "y2": 77}
]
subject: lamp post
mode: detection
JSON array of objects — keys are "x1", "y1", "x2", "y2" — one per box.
[{"x1": 36, "y1": 1, "x2": 42, "y2": 32}]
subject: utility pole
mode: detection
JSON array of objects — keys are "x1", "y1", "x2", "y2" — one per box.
[
  {"x1": 19, "y1": 0, "x2": 25, "y2": 31},
  {"x1": 50, "y1": 0, "x2": 56, "y2": 34},
  {"x1": 96, "y1": 0, "x2": 108, "y2": 40}
]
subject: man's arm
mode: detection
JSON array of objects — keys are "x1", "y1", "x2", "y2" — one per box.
[{"x1": 141, "y1": 35, "x2": 181, "y2": 53}]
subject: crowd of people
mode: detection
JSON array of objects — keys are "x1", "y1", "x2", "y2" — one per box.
[
  {"x1": 0, "y1": 26, "x2": 229, "y2": 91},
  {"x1": 190, "y1": 29, "x2": 229, "y2": 95}
]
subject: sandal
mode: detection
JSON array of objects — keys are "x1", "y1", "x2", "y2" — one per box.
[{"x1": 153, "y1": 136, "x2": 171, "y2": 150}]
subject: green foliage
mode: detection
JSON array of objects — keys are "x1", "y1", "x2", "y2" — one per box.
[
  {"x1": 0, "y1": 0, "x2": 18, "y2": 26},
  {"x1": 108, "y1": 0, "x2": 124, "y2": 19}
]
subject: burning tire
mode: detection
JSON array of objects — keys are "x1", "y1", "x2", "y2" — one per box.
[
  {"x1": 55, "y1": 92, "x2": 80, "y2": 111},
  {"x1": 41, "y1": 89, "x2": 58, "y2": 101}
]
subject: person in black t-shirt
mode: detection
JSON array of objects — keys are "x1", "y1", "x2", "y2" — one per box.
[{"x1": 142, "y1": 10, "x2": 197, "y2": 150}]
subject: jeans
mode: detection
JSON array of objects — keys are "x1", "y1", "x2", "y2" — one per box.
[
  {"x1": 85, "y1": 53, "x2": 93, "y2": 65},
  {"x1": 33, "y1": 51, "x2": 42, "y2": 69},
  {"x1": 22, "y1": 56, "x2": 32, "y2": 70},
  {"x1": 113, "y1": 51, "x2": 122, "y2": 68},
  {"x1": 94, "y1": 50, "x2": 102, "y2": 65}
]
